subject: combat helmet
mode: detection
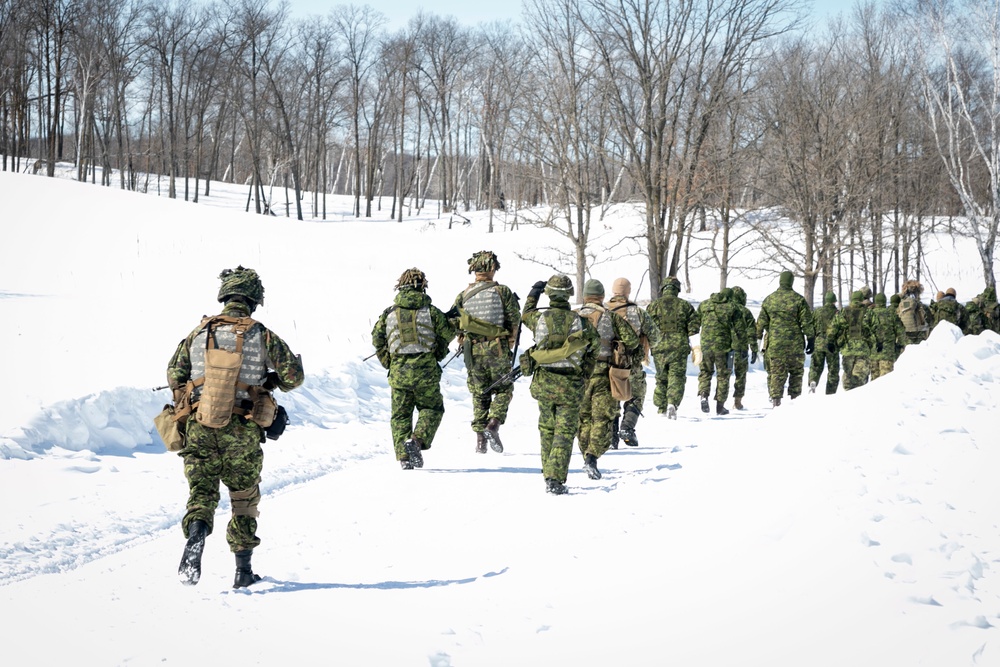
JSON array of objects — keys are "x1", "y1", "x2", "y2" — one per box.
[
  {"x1": 396, "y1": 268, "x2": 428, "y2": 292},
  {"x1": 467, "y1": 250, "x2": 500, "y2": 274},
  {"x1": 218, "y1": 266, "x2": 264, "y2": 307},
  {"x1": 544, "y1": 274, "x2": 574, "y2": 300}
]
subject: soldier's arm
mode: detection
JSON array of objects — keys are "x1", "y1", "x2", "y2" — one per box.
[
  {"x1": 641, "y1": 310, "x2": 662, "y2": 347},
  {"x1": 688, "y1": 304, "x2": 702, "y2": 337},
  {"x1": 800, "y1": 298, "x2": 817, "y2": 338},
  {"x1": 166, "y1": 337, "x2": 193, "y2": 391},
  {"x1": 265, "y1": 328, "x2": 305, "y2": 391},
  {"x1": 755, "y1": 304, "x2": 768, "y2": 339},
  {"x1": 500, "y1": 285, "x2": 522, "y2": 334},
  {"x1": 580, "y1": 318, "x2": 600, "y2": 378},
  {"x1": 612, "y1": 312, "x2": 640, "y2": 350},
  {"x1": 432, "y1": 306, "x2": 457, "y2": 360}
]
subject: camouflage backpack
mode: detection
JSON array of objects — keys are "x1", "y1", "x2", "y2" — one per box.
[{"x1": 897, "y1": 296, "x2": 927, "y2": 334}]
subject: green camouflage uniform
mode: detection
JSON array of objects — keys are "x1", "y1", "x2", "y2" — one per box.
[
  {"x1": 931, "y1": 292, "x2": 969, "y2": 333},
  {"x1": 577, "y1": 294, "x2": 640, "y2": 460},
  {"x1": 755, "y1": 271, "x2": 816, "y2": 402},
  {"x1": 870, "y1": 293, "x2": 906, "y2": 379},
  {"x1": 981, "y1": 287, "x2": 1000, "y2": 334},
  {"x1": 965, "y1": 298, "x2": 986, "y2": 335},
  {"x1": 730, "y1": 287, "x2": 758, "y2": 404},
  {"x1": 372, "y1": 285, "x2": 456, "y2": 462},
  {"x1": 452, "y1": 278, "x2": 521, "y2": 434},
  {"x1": 697, "y1": 289, "x2": 740, "y2": 404},
  {"x1": 647, "y1": 278, "x2": 701, "y2": 411},
  {"x1": 521, "y1": 283, "x2": 600, "y2": 485},
  {"x1": 167, "y1": 300, "x2": 304, "y2": 552},
  {"x1": 607, "y1": 292, "x2": 662, "y2": 434},
  {"x1": 808, "y1": 292, "x2": 840, "y2": 395},
  {"x1": 828, "y1": 292, "x2": 877, "y2": 391}
]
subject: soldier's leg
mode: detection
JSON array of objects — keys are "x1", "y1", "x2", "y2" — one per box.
[
  {"x1": 467, "y1": 363, "x2": 491, "y2": 432},
  {"x1": 181, "y1": 421, "x2": 224, "y2": 537},
  {"x1": 652, "y1": 353, "x2": 669, "y2": 411},
  {"x1": 578, "y1": 376, "x2": 599, "y2": 455},
  {"x1": 412, "y1": 378, "x2": 446, "y2": 448},
  {"x1": 668, "y1": 353, "x2": 688, "y2": 407},
  {"x1": 826, "y1": 353, "x2": 840, "y2": 394},
  {"x1": 787, "y1": 352, "x2": 805, "y2": 398},
  {"x1": 855, "y1": 358, "x2": 871, "y2": 387},
  {"x1": 219, "y1": 419, "x2": 265, "y2": 553},
  {"x1": 538, "y1": 400, "x2": 556, "y2": 471},
  {"x1": 733, "y1": 352, "x2": 748, "y2": 399},
  {"x1": 714, "y1": 353, "x2": 731, "y2": 403},
  {"x1": 545, "y1": 402, "x2": 579, "y2": 484},
  {"x1": 697, "y1": 354, "x2": 714, "y2": 397},
  {"x1": 390, "y1": 387, "x2": 416, "y2": 459},
  {"x1": 486, "y1": 354, "x2": 515, "y2": 424},
  {"x1": 841, "y1": 356, "x2": 856, "y2": 391},
  {"x1": 588, "y1": 379, "x2": 619, "y2": 459},
  {"x1": 767, "y1": 356, "x2": 787, "y2": 399},
  {"x1": 621, "y1": 367, "x2": 646, "y2": 431},
  {"x1": 808, "y1": 350, "x2": 824, "y2": 387}
]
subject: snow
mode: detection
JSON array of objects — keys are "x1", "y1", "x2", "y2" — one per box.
[{"x1": 1, "y1": 169, "x2": 998, "y2": 666}]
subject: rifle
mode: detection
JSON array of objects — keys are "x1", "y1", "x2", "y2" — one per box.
[
  {"x1": 486, "y1": 365, "x2": 523, "y2": 393},
  {"x1": 151, "y1": 385, "x2": 169, "y2": 392},
  {"x1": 441, "y1": 346, "x2": 462, "y2": 368},
  {"x1": 363, "y1": 350, "x2": 378, "y2": 362}
]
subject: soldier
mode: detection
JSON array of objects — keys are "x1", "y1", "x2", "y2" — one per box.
[
  {"x1": 897, "y1": 280, "x2": 932, "y2": 345},
  {"x1": 981, "y1": 286, "x2": 1000, "y2": 334},
  {"x1": 606, "y1": 277, "x2": 661, "y2": 447},
  {"x1": 828, "y1": 290, "x2": 877, "y2": 390},
  {"x1": 965, "y1": 295, "x2": 986, "y2": 335},
  {"x1": 870, "y1": 292, "x2": 906, "y2": 379},
  {"x1": 808, "y1": 291, "x2": 840, "y2": 395},
  {"x1": 576, "y1": 279, "x2": 640, "y2": 480},
  {"x1": 371, "y1": 268, "x2": 455, "y2": 470},
  {"x1": 696, "y1": 288, "x2": 740, "y2": 415},
  {"x1": 932, "y1": 287, "x2": 969, "y2": 333},
  {"x1": 756, "y1": 270, "x2": 815, "y2": 407},
  {"x1": 646, "y1": 276, "x2": 701, "y2": 419},
  {"x1": 521, "y1": 275, "x2": 600, "y2": 495},
  {"x1": 451, "y1": 251, "x2": 521, "y2": 454},
  {"x1": 167, "y1": 266, "x2": 304, "y2": 588},
  {"x1": 730, "y1": 286, "x2": 758, "y2": 411}
]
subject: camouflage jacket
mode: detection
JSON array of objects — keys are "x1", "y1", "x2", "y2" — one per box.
[
  {"x1": 871, "y1": 306, "x2": 906, "y2": 361},
  {"x1": 646, "y1": 292, "x2": 701, "y2": 356},
  {"x1": 697, "y1": 293, "x2": 741, "y2": 353},
  {"x1": 522, "y1": 295, "x2": 600, "y2": 401},
  {"x1": 828, "y1": 304, "x2": 877, "y2": 357},
  {"x1": 756, "y1": 287, "x2": 816, "y2": 354},
  {"x1": 932, "y1": 296, "x2": 969, "y2": 332},
  {"x1": 731, "y1": 288, "x2": 758, "y2": 354},
  {"x1": 812, "y1": 303, "x2": 839, "y2": 348},
  {"x1": 607, "y1": 295, "x2": 662, "y2": 367},
  {"x1": 372, "y1": 288, "x2": 456, "y2": 389},
  {"x1": 167, "y1": 301, "x2": 304, "y2": 396}
]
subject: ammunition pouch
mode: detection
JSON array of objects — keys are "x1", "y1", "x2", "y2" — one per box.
[
  {"x1": 265, "y1": 405, "x2": 288, "y2": 440},
  {"x1": 249, "y1": 388, "x2": 277, "y2": 428},
  {"x1": 153, "y1": 404, "x2": 185, "y2": 452}
]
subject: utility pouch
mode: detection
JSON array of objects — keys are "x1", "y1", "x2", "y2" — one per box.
[
  {"x1": 609, "y1": 366, "x2": 632, "y2": 402},
  {"x1": 154, "y1": 404, "x2": 185, "y2": 452},
  {"x1": 250, "y1": 389, "x2": 278, "y2": 428},
  {"x1": 196, "y1": 347, "x2": 242, "y2": 428},
  {"x1": 265, "y1": 405, "x2": 288, "y2": 440}
]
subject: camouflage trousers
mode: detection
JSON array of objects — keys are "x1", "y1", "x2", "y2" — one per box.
[
  {"x1": 620, "y1": 364, "x2": 648, "y2": 430},
  {"x1": 181, "y1": 418, "x2": 264, "y2": 553},
  {"x1": 765, "y1": 351, "x2": 806, "y2": 400},
  {"x1": 732, "y1": 351, "x2": 749, "y2": 399},
  {"x1": 841, "y1": 356, "x2": 871, "y2": 391},
  {"x1": 652, "y1": 349, "x2": 689, "y2": 410},
  {"x1": 808, "y1": 348, "x2": 840, "y2": 395},
  {"x1": 390, "y1": 382, "x2": 444, "y2": 460},
  {"x1": 530, "y1": 370, "x2": 586, "y2": 484},
  {"x1": 466, "y1": 346, "x2": 514, "y2": 432},
  {"x1": 579, "y1": 368, "x2": 619, "y2": 459},
  {"x1": 698, "y1": 349, "x2": 731, "y2": 402},
  {"x1": 870, "y1": 358, "x2": 894, "y2": 380}
]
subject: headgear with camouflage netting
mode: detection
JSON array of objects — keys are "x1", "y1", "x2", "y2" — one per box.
[
  {"x1": 901, "y1": 280, "x2": 922, "y2": 297},
  {"x1": 218, "y1": 266, "x2": 265, "y2": 306},
  {"x1": 544, "y1": 274, "x2": 574, "y2": 300},
  {"x1": 467, "y1": 250, "x2": 500, "y2": 274},
  {"x1": 396, "y1": 267, "x2": 428, "y2": 291}
]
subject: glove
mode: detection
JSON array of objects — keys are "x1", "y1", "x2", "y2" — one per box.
[
  {"x1": 827, "y1": 341, "x2": 837, "y2": 354},
  {"x1": 528, "y1": 280, "x2": 546, "y2": 300},
  {"x1": 750, "y1": 349, "x2": 758, "y2": 365},
  {"x1": 876, "y1": 341, "x2": 884, "y2": 353},
  {"x1": 262, "y1": 371, "x2": 281, "y2": 391},
  {"x1": 805, "y1": 337, "x2": 815, "y2": 355},
  {"x1": 443, "y1": 305, "x2": 460, "y2": 320}
]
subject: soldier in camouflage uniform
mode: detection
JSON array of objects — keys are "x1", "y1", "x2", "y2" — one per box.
[
  {"x1": 755, "y1": 270, "x2": 816, "y2": 407},
  {"x1": 646, "y1": 276, "x2": 700, "y2": 419},
  {"x1": 697, "y1": 288, "x2": 741, "y2": 415},
  {"x1": 576, "y1": 279, "x2": 640, "y2": 480},
  {"x1": 931, "y1": 287, "x2": 969, "y2": 333},
  {"x1": 372, "y1": 268, "x2": 455, "y2": 470},
  {"x1": 521, "y1": 275, "x2": 600, "y2": 495},
  {"x1": 167, "y1": 266, "x2": 304, "y2": 588},
  {"x1": 808, "y1": 291, "x2": 840, "y2": 395},
  {"x1": 828, "y1": 290, "x2": 877, "y2": 390},
  {"x1": 451, "y1": 251, "x2": 521, "y2": 454},
  {"x1": 897, "y1": 280, "x2": 933, "y2": 345},
  {"x1": 730, "y1": 286, "x2": 758, "y2": 411},
  {"x1": 606, "y1": 277, "x2": 661, "y2": 447},
  {"x1": 870, "y1": 292, "x2": 906, "y2": 379},
  {"x1": 982, "y1": 286, "x2": 1000, "y2": 334}
]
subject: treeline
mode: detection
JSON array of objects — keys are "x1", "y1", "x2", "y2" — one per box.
[{"x1": 1, "y1": 0, "x2": 997, "y2": 303}]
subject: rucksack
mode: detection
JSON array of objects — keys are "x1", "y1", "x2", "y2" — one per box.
[{"x1": 897, "y1": 296, "x2": 927, "y2": 334}]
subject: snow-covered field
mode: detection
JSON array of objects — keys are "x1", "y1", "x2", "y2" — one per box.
[{"x1": 1, "y1": 169, "x2": 998, "y2": 666}]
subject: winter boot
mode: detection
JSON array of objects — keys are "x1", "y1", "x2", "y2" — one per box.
[
  {"x1": 400, "y1": 459, "x2": 414, "y2": 470},
  {"x1": 583, "y1": 454, "x2": 602, "y2": 480},
  {"x1": 771, "y1": 397, "x2": 781, "y2": 408},
  {"x1": 716, "y1": 401, "x2": 729, "y2": 416},
  {"x1": 700, "y1": 396, "x2": 710, "y2": 413},
  {"x1": 484, "y1": 418, "x2": 504, "y2": 453},
  {"x1": 545, "y1": 478, "x2": 568, "y2": 495},
  {"x1": 178, "y1": 519, "x2": 209, "y2": 586},
  {"x1": 475, "y1": 431, "x2": 487, "y2": 454},
  {"x1": 619, "y1": 406, "x2": 640, "y2": 446},
  {"x1": 667, "y1": 405, "x2": 677, "y2": 420},
  {"x1": 403, "y1": 437, "x2": 424, "y2": 468},
  {"x1": 734, "y1": 397, "x2": 745, "y2": 410},
  {"x1": 809, "y1": 381, "x2": 817, "y2": 394},
  {"x1": 233, "y1": 550, "x2": 262, "y2": 589}
]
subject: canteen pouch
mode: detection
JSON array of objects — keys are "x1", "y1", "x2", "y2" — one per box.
[
  {"x1": 609, "y1": 366, "x2": 632, "y2": 402},
  {"x1": 195, "y1": 347, "x2": 242, "y2": 428}
]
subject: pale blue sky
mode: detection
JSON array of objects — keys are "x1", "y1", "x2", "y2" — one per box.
[{"x1": 286, "y1": 0, "x2": 860, "y2": 31}]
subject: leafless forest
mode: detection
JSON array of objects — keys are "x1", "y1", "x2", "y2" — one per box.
[{"x1": 1, "y1": 0, "x2": 997, "y2": 302}]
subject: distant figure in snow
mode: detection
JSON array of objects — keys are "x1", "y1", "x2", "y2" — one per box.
[{"x1": 755, "y1": 270, "x2": 815, "y2": 407}]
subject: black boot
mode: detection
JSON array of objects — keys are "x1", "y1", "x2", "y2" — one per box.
[
  {"x1": 610, "y1": 414, "x2": 620, "y2": 449},
  {"x1": 619, "y1": 405, "x2": 640, "y2": 446},
  {"x1": 700, "y1": 396, "x2": 710, "y2": 413},
  {"x1": 484, "y1": 418, "x2": 504, "y2": 453},
  {"x1": 716, "y1": 401, "x2": 729, "y2": 416},
  {"x1": 178, "y1": 519, "x2": 209, "y2": 586},
  {"x1": 545, "y1": 478, "x2": 568, "y2": 495},
  {"x1": 403, "y1": 437, "x2": 424, "y2": 468},
  {"x1": 233, "y1": 550, "x2": 262, "y2": 589},
  {"x1": 475, "y1": 431, "x2": 487, "y2": 454},
  {"x1": 584, "y1": 454, "x2": 602, "y2": 480}
]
